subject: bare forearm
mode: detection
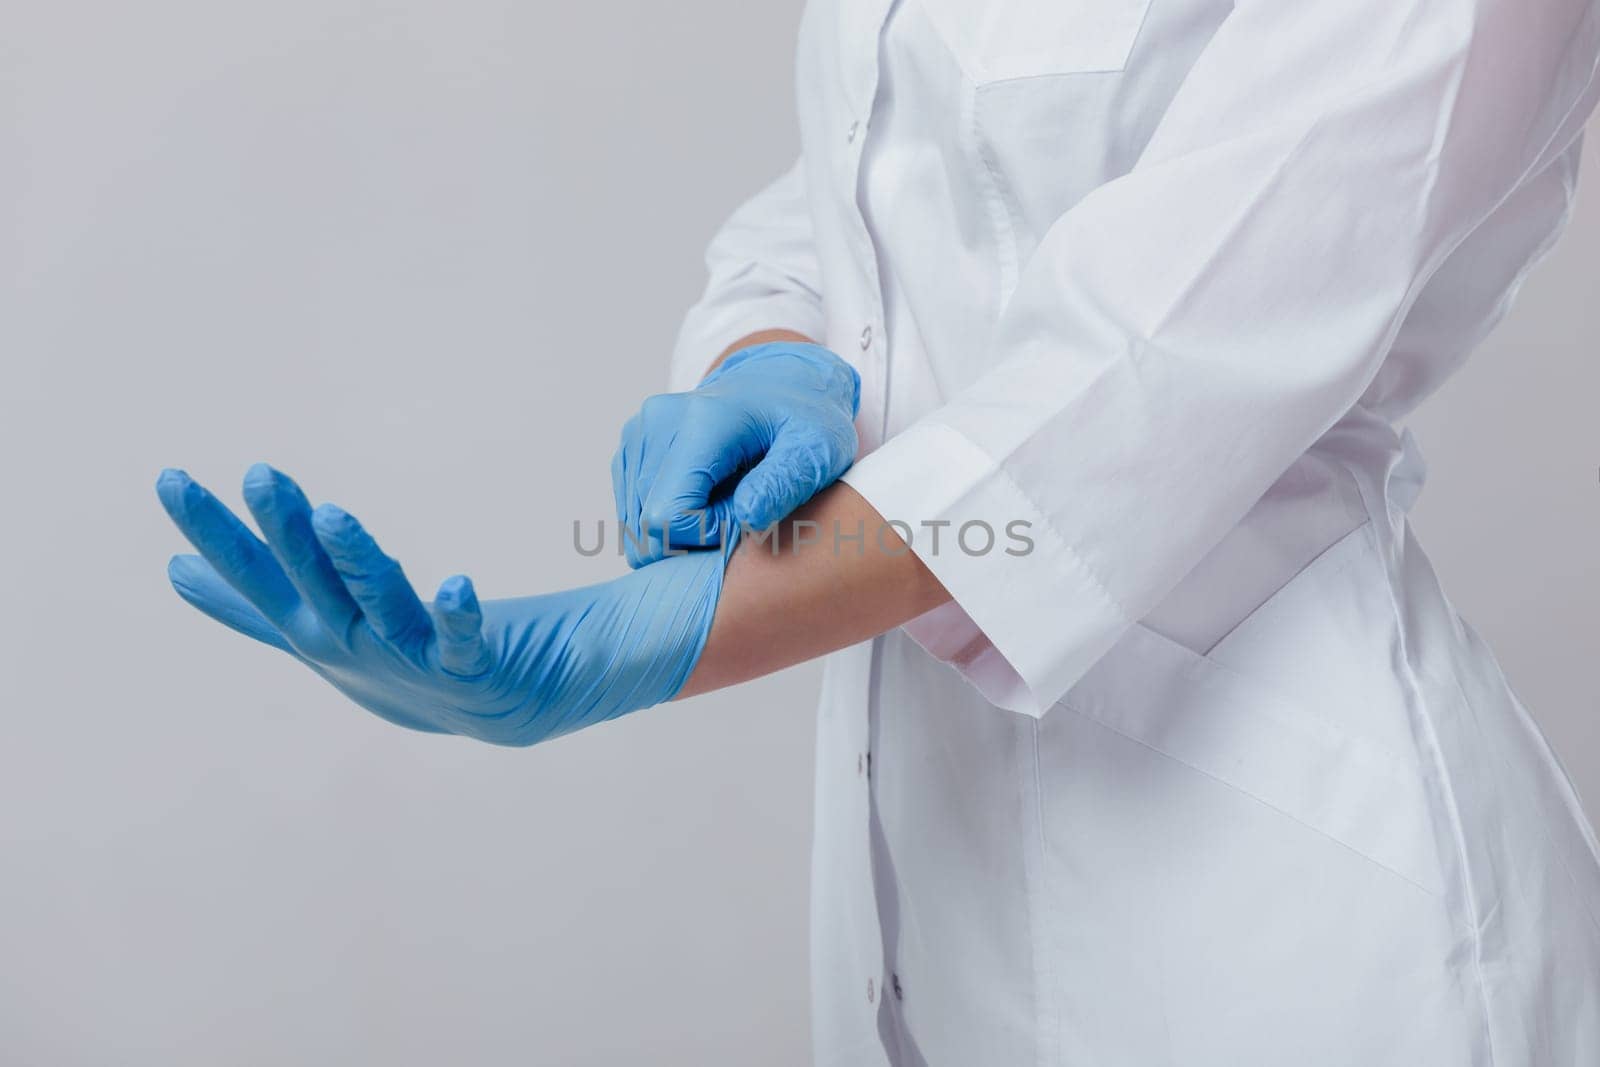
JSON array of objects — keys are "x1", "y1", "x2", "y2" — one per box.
[
  {"x1": 707, "y1": 328, "x2": 815, "y2": 377},
  {"x1": 676, "y1": 481, "x2": 950, "y2": 698}
]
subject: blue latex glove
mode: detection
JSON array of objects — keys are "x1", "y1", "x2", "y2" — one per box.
[
  {"x1": 156, "y1": 464, "x2": 734, "y2": 746},
  {"x1": 612, "y1": 341, "x2": 860, "y2": 567}
]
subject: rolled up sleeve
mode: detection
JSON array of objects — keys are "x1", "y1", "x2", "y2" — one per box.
[{"x1": 844, "y1": 0, "x2": 1600, "y2": 716}]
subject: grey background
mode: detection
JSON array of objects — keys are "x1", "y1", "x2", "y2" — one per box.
[{"x1": 2, "y1": 2, "x2": 1595, "y2": 1064}]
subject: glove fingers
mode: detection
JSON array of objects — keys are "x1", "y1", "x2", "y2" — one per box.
[
  {"x1": 167, "y1": 554, "x2": 296, "y2": 654},
  {"x1": 171, "y1": 553, "x2": 451, "y2": 735},
  {"x1": 731, "y1": 435, "x2": 846, "y2": 531},
  {"x1": 625, "y1": 424, "x2": 664, "y2": 568},
  {"x1": 310, "y1": 503, "x2": 434, "y2": 651},
  {"x1": 241, "y1": 464, "x2": 362, "y2": 639},
  {"x1": 156, "y1": 468, "x2": 304, "y2": 631},
  {"x1": 610, "y1": 439, "x2": 632, "y2": 560},
  {"x1": 613, "y1": 414, "x2": 656, "y2": 568},
  {"x1": 640, "y1": 435, "x2": 747, "y2": 551},
  {"x1": 432, "y1": 575, "x2": 493, "y2": 678}
]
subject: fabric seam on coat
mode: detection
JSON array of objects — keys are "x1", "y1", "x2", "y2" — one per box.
[{"x1": 1350, "y1": 482, "x2": 1499, "y2": 1067}]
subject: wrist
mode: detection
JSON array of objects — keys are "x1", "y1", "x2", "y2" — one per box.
[
  {"x1": 704, "y1": 341, "x2": 862, "y2": 418},
  {"x1": 706, "y1": 328, "x2": 815, "y2": 380}
]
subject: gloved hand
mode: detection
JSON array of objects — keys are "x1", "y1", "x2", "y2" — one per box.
[
  {"x1": 156, "y1": 464, "x2": 735, "y2": 746},
  {"x1": 612, "y1": 341, "x2": 860, "y2": 567}
]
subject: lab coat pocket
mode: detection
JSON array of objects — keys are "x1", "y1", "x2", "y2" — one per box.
[
  {"x1": 1059, "y1": 525, "x2": 1446, "y2": 897},
  {"x1": 917, "y1": 0, "x2": 1155, "y2": 82}
]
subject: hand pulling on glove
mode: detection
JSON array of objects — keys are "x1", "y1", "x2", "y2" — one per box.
[{"x1": 611, "y1": 341, "x2": 859, "y2": 567}]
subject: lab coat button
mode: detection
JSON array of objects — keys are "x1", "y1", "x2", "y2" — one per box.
[
  {"x1": 847, "y1": 120, "x2": 860, "y2": 143},
  {"x1": 892, "y1": 973, "x2": 903, "y2": 1001},
  {"x1": 857, "y1": 753, "x2": 864, "y2": 776},
  {"x1": 859, "y1": 324, "x2": 873, "y2": 350},
  {"x1": 867, "y1": 978, "x2": 876, "y2": 1003}
]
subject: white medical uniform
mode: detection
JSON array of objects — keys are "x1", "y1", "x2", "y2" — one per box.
[{"x1": 672, "y1": 0, "x2": 1600, "y2": 1062}]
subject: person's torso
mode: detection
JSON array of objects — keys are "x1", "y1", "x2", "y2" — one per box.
[{"x1": 794, "y1": 3, "x2": 1599, "y2": 1064}]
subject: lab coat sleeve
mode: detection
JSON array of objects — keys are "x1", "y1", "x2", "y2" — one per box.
[
  {"x1": 841, "y1": 0, "x2": 1600, "y2": 715},
  {"x1": 669, "y1": 158, "x2": 826, "y2": 392}
]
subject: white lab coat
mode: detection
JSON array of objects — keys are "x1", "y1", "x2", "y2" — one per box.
[{"x1": 673, "y1": 0, "x2": 1600, "y2": 1062}]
